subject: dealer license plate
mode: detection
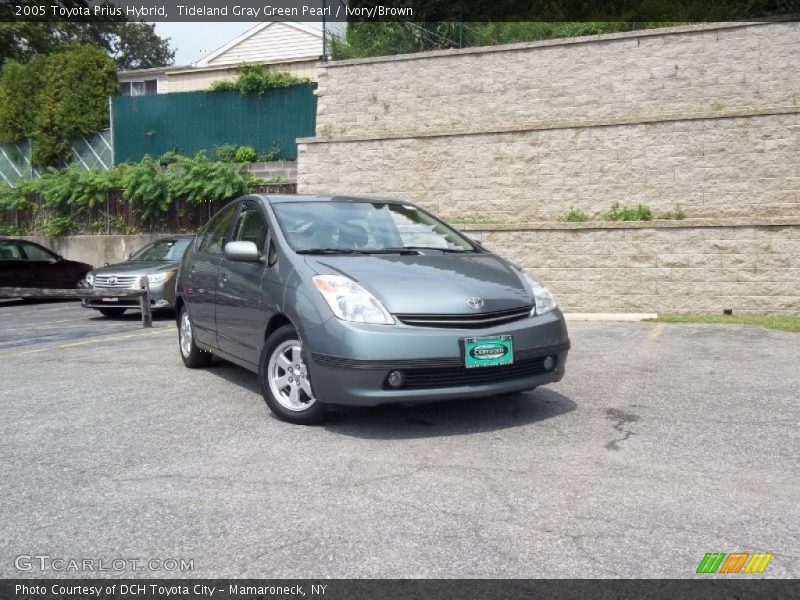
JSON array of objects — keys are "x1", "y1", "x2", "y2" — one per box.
[{"x1": 463, "y1": 335, "x2": 513, "y2": 369}]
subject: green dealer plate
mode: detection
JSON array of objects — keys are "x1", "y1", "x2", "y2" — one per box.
[{"x1": 463, "y1": 335, "x2": 513, "y2": 369}]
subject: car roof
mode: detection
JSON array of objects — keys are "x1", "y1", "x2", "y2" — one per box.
[{"x1": 254, "y1": 194, "x2": 411, "y2": 205}]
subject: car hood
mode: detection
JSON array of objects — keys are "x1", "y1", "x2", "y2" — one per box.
[
  {"x1": 304, "y1": 253, "x2": 531, "y2": 314},
  {"x1": 92, "y1": 260, "x2": 179, "y2": 276}
]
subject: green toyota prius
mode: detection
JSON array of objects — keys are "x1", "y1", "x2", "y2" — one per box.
[{"x1": 176, "y1": 194, "x2": 570, "y2": 424}]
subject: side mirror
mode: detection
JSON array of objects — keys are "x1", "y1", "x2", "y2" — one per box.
[{"x1": 224, "y1": 241, "x2": 261, "y2": 262}]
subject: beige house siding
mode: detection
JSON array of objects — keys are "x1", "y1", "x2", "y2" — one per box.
[{"x1": 201, "y1": 22, "x2": 322, "y2": 66}]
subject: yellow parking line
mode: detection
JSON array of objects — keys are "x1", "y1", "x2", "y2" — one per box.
[
  {"x1": 647, "y1": 322, "x2": 666, "y2": 342},
  {"x1": 0, "y1": 327, "x2": 174, "y2": 357}
]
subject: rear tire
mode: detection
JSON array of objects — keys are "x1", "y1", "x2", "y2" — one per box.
[
  {"x1": 178, "y1": 306, "x2": 213, "y2": 368},
  {"x1": 97, "y1": 308, "x2": 126, "y2": 317},
  {"x1": 259, "y1": 325, "x2": 328, "y2": 425}
]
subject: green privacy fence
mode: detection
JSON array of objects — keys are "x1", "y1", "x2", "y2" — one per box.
[
  {"x1": 111, "y1": 85, "x2": 317, "y2": 164},
  {"x1": 0, "y1": 130, "x2": 113, "y2": 186}
]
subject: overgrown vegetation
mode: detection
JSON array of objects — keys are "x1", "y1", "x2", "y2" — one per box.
[
  {"x1": 0, "y1": 45, "x2": 118, "y2": 167},
  {"x1": 557, "y1": 207, "x2": 590, "y2": 222},
  {"x1": 662, "y1": 204, "x2": 686, "y2": 220},
  {"x1": 213, "y1": 143, "x2": 283, "y2": 163},
  {"x1": 331, "y1": 22, "x2": 671, "y2": 60},
  {"x1": 649, "y1": 314, "x2": 800, "y2": 334},
  {"x1": 0, "y1": 152, "x2": 287, "y2": 236},
  {"x1": 210, "y1": 65, "x2": 310, "y2": 96},
  {"x1": 603, "y1": 202, "x2": 653, "y2": 221}
]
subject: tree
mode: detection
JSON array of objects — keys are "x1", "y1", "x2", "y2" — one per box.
[
  {"x1": 31, "y1": 45, "x2": 119, "y2": 166},
  {"x1": 0, "y1": 55, "x2": 46, "y2": 143},
  {"x1": 0, "y1": 20, "x2": 174, "y2": 70}
]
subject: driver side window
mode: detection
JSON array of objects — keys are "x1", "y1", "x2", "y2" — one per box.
[
  {"x1": 199, "y1": 204, "x2": 237, "y2": 255},
  {"x1": 20, "y1": 242, "x2": 56, "y2": 261},
  {"x1": 231, "y1": 201, "x2": 268, "y2": 252}
]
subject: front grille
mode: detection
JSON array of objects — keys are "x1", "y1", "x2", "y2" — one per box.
[
  {"x1": 394, "y1": 355, "x2": 553, "y2": 390},
  {"x1": 93, "y1": 275, "x2": 141, "y2": 289},
  {"x1": 395, "y1": 306, "x2": 533, "y2": 328}
]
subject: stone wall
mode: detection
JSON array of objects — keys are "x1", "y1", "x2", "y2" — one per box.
[
  {"x1": 297, "y1": 22, "x2": 800, "y2": 313},
  {"x1": 464, "y1": 219, "x2": 800, "y2": 315},
  {"x1": 21, "y1": 235, "x2": 165, "y2": 269}
]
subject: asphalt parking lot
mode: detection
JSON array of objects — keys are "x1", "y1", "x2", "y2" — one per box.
[{"x1": 0, "y1": 300, "x2": 798, "y2": 578}]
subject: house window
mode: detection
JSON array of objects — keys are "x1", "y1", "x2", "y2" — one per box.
[{"x1": 119, "y1": 79, "x2": 158, "y2": 96}]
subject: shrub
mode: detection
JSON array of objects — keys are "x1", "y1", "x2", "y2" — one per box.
[
  {"x1": 602, "y1": 202, "x2": 653, "y2": 221},
  {"x1": 557, "y1": 207, "x2": 590, "y2": 222},
  {"x1": 258, "y1": 143, "x2": 282, "y2": 162},
  {"x1": 214, "y1": 144, "x2": 239, "y2": 162},
  {"x1": 210, "y1": 65, "x2": 310, "y2": 96},
  {"x1": 32, "y1": 45, "x2": 118, "y2": 167},
  {"x1": 234, "y1": 145, "x2": 257, "y2": 163}
]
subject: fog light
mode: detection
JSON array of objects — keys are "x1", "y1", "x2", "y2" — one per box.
[
  {"x1": 543, "y1": 356, "x2": 555, "y2": 371},
  {"x1": 387, "y1": 370, "x2": 405, "y2": 388}
]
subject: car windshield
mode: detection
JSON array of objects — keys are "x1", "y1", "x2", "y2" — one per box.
[
  {"x1": 129, "y1": 238, "x2": 193, "y2": 261},
  {"x1": 273, "y1": 201, "x2": 476, "y2": 254}
]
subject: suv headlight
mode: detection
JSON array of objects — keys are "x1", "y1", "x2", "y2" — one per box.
[
  {"x1": 85, "y1": 272, "x2": 94, "y2": 286},
  {"x1": 147, "y1": 271, "x2": 175, "y2": 285},
  {"x1": 313, "y1": 274, "x2": 395, "y2": 325},
  {"x1": 521, "y1": 272, "x2": 557, "y2": 316}
]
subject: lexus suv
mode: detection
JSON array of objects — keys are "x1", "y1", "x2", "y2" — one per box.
[{"x1": 176, "y1": 195, "x2": 569, "y2": 424}]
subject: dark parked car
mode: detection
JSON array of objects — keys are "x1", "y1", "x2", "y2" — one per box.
[
  {"x1": 0, "y1": 238, "x2": 93, "y2": 289},
  {"x1": 83, "y1": 235, "x2": 194, "y2": 317},
  {"x1": 176, "y1": 195, "x2": 570, "y2": 424}
]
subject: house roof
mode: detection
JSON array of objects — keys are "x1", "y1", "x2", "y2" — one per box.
[{"x1": 194, "y1": 21, "x2": 323, "y2": 68}]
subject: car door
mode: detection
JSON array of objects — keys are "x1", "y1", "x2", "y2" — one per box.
[
  {"x1": 216, "y1": 199, "x2": 272, "y2": 363},
  {"x1": 0, "y1": 241, "x2": 26, "y2": 287},
  {"x1": 18, "y1": 241, "x2": 66, "y2": 288},
  {"x1": 182, "y1": 202, "x2": 238, "y2": 348}
]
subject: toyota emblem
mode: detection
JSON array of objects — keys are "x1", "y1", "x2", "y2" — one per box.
[
  {"x1": 108, "y1": 276, "x2": 118, "y2": 285},
  {"x1": 466, "y1": 297, "x2": 484, "y2": 309}
]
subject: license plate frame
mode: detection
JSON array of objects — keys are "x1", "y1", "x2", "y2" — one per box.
[{"x1": 462, "y1": 335, "x2": 513, "y2": 369}]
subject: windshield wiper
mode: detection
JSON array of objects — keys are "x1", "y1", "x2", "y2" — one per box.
[
  {"x1": 296, "y1": 248, "x2": 419, "y2": 256},
  {"x1": 393, "y1": 246, "x2": 472, "y2": 253},
  {"x1": 296, "y1": 248, "x2": 367, "y2": 255}
]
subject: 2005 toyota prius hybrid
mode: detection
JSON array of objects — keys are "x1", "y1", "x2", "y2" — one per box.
[{"x1": 176, "y1": 195, "x2": 570, "y2": 424}]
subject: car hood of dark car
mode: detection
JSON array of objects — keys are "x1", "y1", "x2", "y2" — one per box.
[
  {"x1": 93, "y1": 260, "x2": 179, "y2": 275},
  {"x1": 305, "y1": 253, "x2": 532, "y2": 314}
]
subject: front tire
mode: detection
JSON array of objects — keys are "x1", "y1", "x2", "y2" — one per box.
[
  {"x1": 259, "y1": 325, "x2": 328, "y2": 425},
  {"x1": 97, "y1": 308, "x2": 126, "y2": 317},
  {"x1": 178, "y1": 306, "x2": 212, "y2": 368}
]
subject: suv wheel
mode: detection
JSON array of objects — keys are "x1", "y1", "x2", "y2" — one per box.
[
  {"x1": 178, "y1": 306, "x2": 212, "y2": 368},
  {"x1": 259, "y1": 325, "x2": 328, "y2": 424}
]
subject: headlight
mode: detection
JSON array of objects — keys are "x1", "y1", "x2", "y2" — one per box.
[
  {"x1": 147, "y1": 271, "x2": 175, "y2": 285},
  {"x1": 313, "y1": 274, "x2": 395, "y2": 325},
  {"x1": 85, "y1": 273, "x2": 94, "y2": 285},
  {"x1": 521, "y1": 272, "x2": 557, "y2": 316}
]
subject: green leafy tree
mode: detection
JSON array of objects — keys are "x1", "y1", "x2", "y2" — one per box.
[
  {"x1": 32, "y1": 45, "x2": 119, "y2": 166},
  {"x1": 0, "y1": 19, "x2": 174, "y2": 70},
  {"x1": 0, "y1": 56, "x2": 46, "y2": 143}
]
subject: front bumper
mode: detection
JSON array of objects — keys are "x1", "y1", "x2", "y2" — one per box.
[
  {"x1": 81, "y1": 280, "x2": 174, "y2": 310},
  {"x1": 304, "y1": 309, "x2": 570, "y2": 407}
]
